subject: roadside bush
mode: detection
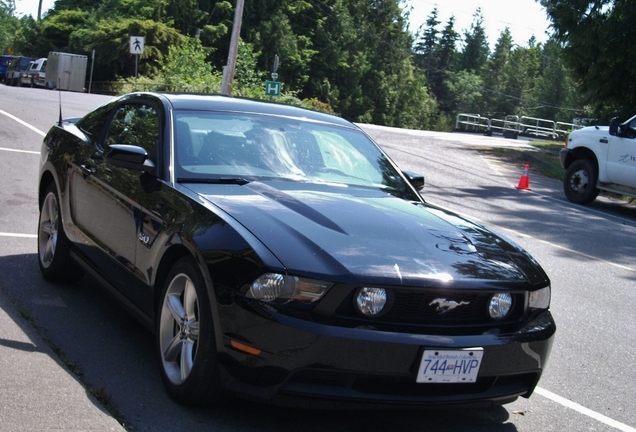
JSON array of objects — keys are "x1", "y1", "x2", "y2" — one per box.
[{"x1": 112, "y1": 37, "x2": 336, "y2": 114}]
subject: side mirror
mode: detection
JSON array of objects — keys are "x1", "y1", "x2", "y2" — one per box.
[
  {"x1": 402, "y1": 170, "x2": 425, "y2": 192},
  {"x1": 609, "y1": 117, "x2": 619, "y2": 136},
  {"x1": 104, "y1": 144, "x2": 155, "y2": 173}
]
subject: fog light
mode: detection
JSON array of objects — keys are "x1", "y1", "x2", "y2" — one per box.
[
  {"x1": 489, "y1": 293, "x2": 512, "y2": 319},
  {"x1": 356, "y1": 287, "x2": 387, "y2": 316}
]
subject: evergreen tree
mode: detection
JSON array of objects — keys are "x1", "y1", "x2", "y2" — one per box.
[
  {"x1": 481, "y1": 28, "x2": 513, "y2": 116},
  {"x1": 533, "y1": 39, "x2": 580, "y2": 122},
  {"x1": 540, "y1": 0, "x2": 636, "y2": 114},
  {"x1": 433, "y1": 15, "x2": 459, "y2": 113},
  {"x1": 413, "y1": 7, "x2": 440, "y2": 73},
  {"x1": 459, "y1": 8, "x2": 489, "y2": 72},
  {"x1": 504, "y1": 43, "x2": 541, "y2": 116},
  {"x1": 437, "y1": 16, "x2": 459, "y2": 77}
]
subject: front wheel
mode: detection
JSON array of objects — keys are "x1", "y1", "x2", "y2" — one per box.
[
  {"x1": 563, "y1": 158, "x2": 599, "y2": 204},
  {"x1": 37, "y1": 183, "x2": 83, "y2": 283},
  {"x1": 157, "y1": 257, "x2": 229, "y2": 405}
]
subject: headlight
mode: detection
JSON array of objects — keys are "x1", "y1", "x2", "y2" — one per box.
[
  {"x1": 529, "y1": 286, "x2": 551, "y2": 310},
  {"x1": 247, "y1": 273, "x2": 331, "y2": 303},
  {"x1": 356, "y1": 287, "x2": 388, "y2": 316},
  {"x1": 488, "y1": 293, "x2": 513, "y2": 320}
]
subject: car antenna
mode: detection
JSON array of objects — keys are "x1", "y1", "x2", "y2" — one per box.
[{"x1": 58, "y1": 78, "x2": 63, "y2": 127}]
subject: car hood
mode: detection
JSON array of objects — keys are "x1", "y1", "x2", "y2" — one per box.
[
  {"x1": 187, "y1": 181, "x2": 548, "y2": 288},
  {"x1": 571, "y1": 125, "x2": 609, "y2": 137}
]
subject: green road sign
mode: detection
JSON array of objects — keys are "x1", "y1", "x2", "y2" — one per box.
[{"x1": 265, "y1": 80, "x2": 280, "y2": 96}]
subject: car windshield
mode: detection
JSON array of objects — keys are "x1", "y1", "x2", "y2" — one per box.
[{"x1": 173, "y1": 111, "x2": 410, "y2": 195}]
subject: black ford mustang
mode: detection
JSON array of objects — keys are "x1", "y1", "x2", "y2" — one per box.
[{"x1": 38, "y1": 92, "x2": 555, "y2": 408}]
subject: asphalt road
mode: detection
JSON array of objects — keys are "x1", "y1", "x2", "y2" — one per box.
[{"x1": 1, "y1": 85, "x2": 635, "y2": 432}]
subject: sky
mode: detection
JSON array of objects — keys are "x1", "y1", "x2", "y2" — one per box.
[
  {"x1": 404, "y1": 0, "x2": 552, "y2": 47},
  {"x1": 14, "y1": 0, "x2": 552, "y2": 49},
  {"x1": 13, "y1": 0, "x2": 55, "y2": 18}
]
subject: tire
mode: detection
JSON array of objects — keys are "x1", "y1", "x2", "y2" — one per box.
[
  {"x1": 157, "y1": 257, "x2": 229, "y2": 405},
  {"x1": 563, "y1": 158, "x2": 600, "y2": 205},
  {"x1": 38, "y1": 183, "x2": 83, "y2": 283}
]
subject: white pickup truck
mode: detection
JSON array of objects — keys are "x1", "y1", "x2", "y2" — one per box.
[{"x1": 560, "y1": 116, "x2": 636, "y2": 204}]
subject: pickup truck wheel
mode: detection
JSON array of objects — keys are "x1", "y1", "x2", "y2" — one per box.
[{"x1": 563, "y1": 159, "x2": 599, "y2": 204}]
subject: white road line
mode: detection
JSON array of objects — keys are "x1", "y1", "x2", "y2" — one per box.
[
  {"x1": 479, "y1": 153, "x2": 506, "y2": 177},
  {"x1": 514, "y1": 230, "x2": 635, "y2": 272},
  {"x1": 535, "y1": 387, "x2": 636, "y2": 432},
  {"x1": 0, "y1": 147, "x2": 39, "y2": 155},
  {"x1": 0, "y1": 108, "x2": 46, "y2": 137},
  {"x1": 0, "y1": 232, "x2": 37, "y2": 238}
]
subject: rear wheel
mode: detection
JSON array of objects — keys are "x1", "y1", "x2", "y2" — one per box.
[
  {"x1": 563, "y1": 158, "x2": 599, "y2": 204},
  {"x1": 37, "y1": 183, "x2": 83, "y2": 283},
  {"x1": 157, "y1": 257, "x2": 229, "y2": 405}
]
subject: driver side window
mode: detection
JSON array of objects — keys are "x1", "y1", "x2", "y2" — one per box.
[
  {"x1": 626, "y1": 119, "x2": 636, "y2": 139},
  {"x1": 104, "y1": 104, "x2": 160, "y2": 162}
]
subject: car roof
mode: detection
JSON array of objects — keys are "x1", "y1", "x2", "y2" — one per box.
[
  {"x1": 9, "y1": 56, "x2": 34, "y2": 66},
  {"x1": 147, "y1": 92, "x2": 355, "y2": 129}
]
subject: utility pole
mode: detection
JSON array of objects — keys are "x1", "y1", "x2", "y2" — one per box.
[{"x1": 221, "y1": 0, "x2": 245, "y2": 96}]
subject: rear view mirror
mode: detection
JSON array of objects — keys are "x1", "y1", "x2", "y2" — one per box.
[
  {"x1": 609, "y1": 117, "x2": 619, "y2": 136},
  {"x1": 402, "y1": 170, "x2": 425, "y2": 191},
  {"x1": 105, "y1": 144, "x2": 155, "y2": 173}
]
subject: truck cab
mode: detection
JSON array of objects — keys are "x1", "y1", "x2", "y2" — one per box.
[
  {"x1": 0, "y1": 55, "x2": 15, "y2": 82},
  {"x1": 560, "y1": 115, "x2": 636, "y2": 204},
  {"x1": 4, "y1": 56, "x2": 35, "y2": 86}
]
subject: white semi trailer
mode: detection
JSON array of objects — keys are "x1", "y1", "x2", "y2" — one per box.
[{"x1": 46, "y1": 52, "x2": 88, "y2": 92}]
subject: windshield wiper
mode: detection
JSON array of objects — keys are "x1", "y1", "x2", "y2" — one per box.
[{"x1": 177, "y1": 177, "x2": 251, "y2": 185}]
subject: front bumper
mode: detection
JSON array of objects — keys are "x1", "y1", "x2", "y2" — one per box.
[{"x1": 216, "y1": 306, "x2": 556, "y2": 408}]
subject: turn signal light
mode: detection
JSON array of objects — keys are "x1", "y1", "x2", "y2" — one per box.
[{"x1": 230, "y1": 340, "x2": 262, "y2": 356}]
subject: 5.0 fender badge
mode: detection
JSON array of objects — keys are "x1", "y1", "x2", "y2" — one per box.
[
  {"x1": 429, "y1": 298, "x2": 470, "y2": 315},
  {"x1": 138, "y1": 232, "x2": 151, "y2": 246}
]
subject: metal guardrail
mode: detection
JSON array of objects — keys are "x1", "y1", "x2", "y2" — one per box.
[
  {"x1": 455, "y1": 113, "x2": 582, "y2": 140},
  {"x1": 455, "y1": 114, "x2": 490, "y2": 132}
]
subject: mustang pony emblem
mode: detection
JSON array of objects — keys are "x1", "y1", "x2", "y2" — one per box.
[{"x1": 429, "y1": 298, "x2": 470, "y2": 315}]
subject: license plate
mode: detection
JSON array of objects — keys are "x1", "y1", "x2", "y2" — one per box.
[{"x1": 416, "y1": 348, "x2": 483, "y2": 383}]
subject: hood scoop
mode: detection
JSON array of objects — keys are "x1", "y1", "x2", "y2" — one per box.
[{"x1": 246, "y1": 182, "x2": 347, "y2": 234}]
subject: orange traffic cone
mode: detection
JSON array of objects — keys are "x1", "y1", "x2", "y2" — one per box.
[{"x1": 515, "y1": 163, "x2": 531, "y2": 190}]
